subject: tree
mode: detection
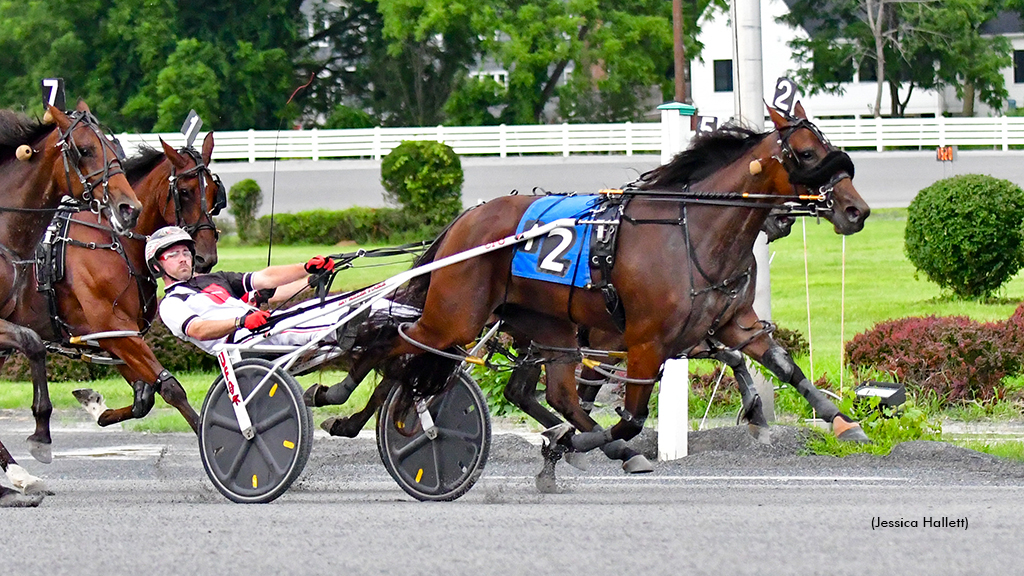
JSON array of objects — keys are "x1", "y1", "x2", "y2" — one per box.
[
  {"x1": 471, "y1": 0, "x2": 722, "y2": 124},
  {"x1": 780, "y1": 0, "x2": 1010, "y2": 117}
]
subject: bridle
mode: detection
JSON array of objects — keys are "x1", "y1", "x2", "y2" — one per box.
[
  {"x1": 166, "y1": 146, "x2": 226, "y2": 238},
  {"x1": 770, "y1": 117, "x2": 856, "y2": 217},
  {"x1": 54, "y1": 111, "x2": 128, "y2": 218}
]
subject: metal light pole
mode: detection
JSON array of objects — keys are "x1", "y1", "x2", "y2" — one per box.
[{"x1": 732, "y1": 0, "x2": 775, "y2": 421}]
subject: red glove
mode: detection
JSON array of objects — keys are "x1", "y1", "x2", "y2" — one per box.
[
  {"x1": 305, "y1": 256, "x2": 335, "y2": 274},
  {"x1": 238, "y1": 309, "x2": 271, "y2": 331}
]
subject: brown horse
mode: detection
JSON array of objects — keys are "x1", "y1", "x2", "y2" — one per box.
[
  {"x1": 6, "y1": 133, "x2": 223, "y2": 451},
  {"x1": 356, "y1": 103, "x2": 870, "y2": 486},
  {"x1": 0, "y1": 102, "x2": 142, "y2": 506}
]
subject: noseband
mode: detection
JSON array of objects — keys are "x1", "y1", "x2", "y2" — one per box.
[{"x1": 166, "y1": 147, "x2": 225, "y2": 239}]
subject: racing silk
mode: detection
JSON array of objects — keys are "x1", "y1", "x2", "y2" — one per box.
[{"x1": 159, "y1": 271, "x2": 265, "y2": 353}]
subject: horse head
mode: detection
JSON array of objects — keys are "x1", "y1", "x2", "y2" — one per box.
[
  {"x1": 159, "y1": 132, "x2": 222, "y2": 272},
  {"x1": 46, "y1": 102, "x2": 142, "y2": 234},
  {"x1": 763, "y1": 102, "x2": 870, "y2": 235}
]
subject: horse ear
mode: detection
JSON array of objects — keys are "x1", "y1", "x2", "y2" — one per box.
[
  {"x1": 160, "y1": 137, "x2": 189, "y2": 170},
  {"x1": 75, "y1": 99, "x2": 91, "y2": 114},
  {"x1": 767, "y1": 105, "x2": 789, "y2": 131},
  {"x1": 201, "y1": 131, "x2": 214, "y2": 166},
  {"x1": 793, "y1": 101, "x2": 807, "y2": 119},
  {"x1": 44, "y1": 104, "x2": 70, "y2": 130}
]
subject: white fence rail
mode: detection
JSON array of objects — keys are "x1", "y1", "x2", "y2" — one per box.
[{"x1": 114, "y1": 116, "x2": 1024, "y2": 163}]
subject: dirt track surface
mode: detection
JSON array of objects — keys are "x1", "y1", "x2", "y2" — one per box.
[{"x1": 3, "y1": 414, "x2": 1024, "y2": 575}]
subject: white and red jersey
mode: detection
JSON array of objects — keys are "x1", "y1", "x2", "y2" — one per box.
[{"x1": 159, "y1": 272, "x2": 266, "y2": 353}]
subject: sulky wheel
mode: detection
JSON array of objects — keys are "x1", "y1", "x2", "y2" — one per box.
[
  {"x1": 376, "y1": 369, "x2": 491, "y2": 501},
  {"x1": 199, "y1": 358, "x2": 313, "y2": 503}
]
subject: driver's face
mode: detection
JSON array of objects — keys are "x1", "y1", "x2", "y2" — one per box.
[{"x1": 160, "y1": 244, "x2": 194, "y2": 282}]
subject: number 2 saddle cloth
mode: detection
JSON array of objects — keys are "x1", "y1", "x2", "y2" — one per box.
[{"x1": 511, "y1": 193, "x2": 622, "y2": 289}]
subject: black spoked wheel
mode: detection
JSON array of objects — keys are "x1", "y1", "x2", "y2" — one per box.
[
  {"x1": 376, "y1": 369, "x2": 490, "y2": 501},
  {"x1": 199, "y1": 358, "x2": 313, "y2": 503}
]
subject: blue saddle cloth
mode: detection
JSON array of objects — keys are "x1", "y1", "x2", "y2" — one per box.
[{"x1": 511, "y1": 194, "x2": 602, "y2": 287}]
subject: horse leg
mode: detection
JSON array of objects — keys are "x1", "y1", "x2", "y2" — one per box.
[
  {"x1": 321, "y1": 379, "x2": 396, "y2": 438},
  {"x1": 718, "y1": 309, "x2": 869, "y2": 443},
  {"x1": 571, "y1": 341, "x2": 663, "y2": 452},
  {"x1": 304, "y1": 351, "x2": 382, "y2": 408},
  {"x1": 0, "y1": 438, "x2": 48, "y2": 505},
  {"x1": 501, "y1": 362, "x2": 572, "y2": 493},
  {"x1": 73, "y1": 337, "x2": 199, "y2": 433},
  {"x1": 0, "y1": 319, "x2": 52, "y2": 463},
  {"x1": 712, "y1": 346, "x2": 771, "y2": 443}
]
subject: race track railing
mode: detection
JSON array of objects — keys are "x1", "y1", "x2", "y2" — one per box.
[{"x1": 113, "y1": 116, "x2": 1024, "y2": 163}]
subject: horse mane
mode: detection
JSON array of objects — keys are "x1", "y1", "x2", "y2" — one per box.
[
  {"x1": 123, "y1": 146, "x2": 167, "y2": 185},
  {"x1": 0, "y1": 111, "x2": 53, "y2": 163},
  {"x1": 637, "y1": 123, "x2": 768, "y2": 190}
]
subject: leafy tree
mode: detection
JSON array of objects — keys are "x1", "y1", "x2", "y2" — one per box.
[
  {"x1": 780, "y1": 0, "x2": 1010, "y2": 117},
  {"x1": 475, "y1": 0, "x2": 720, "y2": 124}
]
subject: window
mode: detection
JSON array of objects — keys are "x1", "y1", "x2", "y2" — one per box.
[
  {"x1": 1015, "y1": 50, "x2": 1024, "y2": 84},
  {"x1": 713, "y1": 60, "x2": 733, "y2": 92}
]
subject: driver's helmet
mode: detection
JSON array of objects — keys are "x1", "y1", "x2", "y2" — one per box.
[{"x1": 145, "y1": 226, "x2": 195, "y2": 276}]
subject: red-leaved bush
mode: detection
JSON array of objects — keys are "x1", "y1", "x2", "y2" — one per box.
[{"x1": 845, "y1": 304, "x2": 1024, "y2": 403}]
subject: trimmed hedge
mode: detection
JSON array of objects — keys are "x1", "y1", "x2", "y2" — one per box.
[
  {"x1": 845, "y1": 304, "x2": 1024, "y2": 404},
  {"x1": 905, "y1": 174, "x2": 1024, "y2": 300},
  {"x1": 254, "y1": 206, "x2": 436, "y2": 245},
  {"x1": 228, "y1": 178, "x2": 263, "y2": 244}
]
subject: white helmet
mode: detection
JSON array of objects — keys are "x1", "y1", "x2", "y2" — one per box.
[{"x1": 145, "y1": 226, "x2": 195, "y2": 276}]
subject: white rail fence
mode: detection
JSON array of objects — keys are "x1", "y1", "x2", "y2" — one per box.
[{"x1": 115, "y1": 116, "x2": 1024, "y2": 163}]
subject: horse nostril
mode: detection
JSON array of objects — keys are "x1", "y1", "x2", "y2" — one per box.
[
  {"x1": 845, "y1": 206, "x2": 862, "y2": 222},
  {"x1": 118, "y1": 203, "x2": 138, "y2": 226}
]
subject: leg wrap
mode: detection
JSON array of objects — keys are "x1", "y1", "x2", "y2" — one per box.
[
  {"x1": 571, "y1": 426, "x2": 614, "y2": 452},
  {"x1": 323, "y1": 375, "x2": 360, "y2": 405},
  {"x1": 155, "y1": 370, "x2": 176, "y2": 394},
  {"x1": 760, "y1": 345, "x2": 795, "y2": 383},
  {"x1": 130, "y1": 380, "x2": 156, "y2": 419},
  {"x1": 762, "y1": 345, "x2": 838, "y2": 421}
]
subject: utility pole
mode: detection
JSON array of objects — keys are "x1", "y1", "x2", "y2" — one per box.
[
  {"x1": 673, "y1": 0, "x2": 686, "y2": 103},
  {"x1": 732, "y1": 0, "x2": 775, "y2": 422}
]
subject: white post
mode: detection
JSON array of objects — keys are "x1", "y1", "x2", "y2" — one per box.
[
  {"x1": 658, "y1": 358, "x2": 689, "y2": 461},
  {"x1": 657, "y1": 101, "x2": 696, "y2": 461},
  {"x1": 734, "y1": 0, "x2": 775, "y2": 421}
]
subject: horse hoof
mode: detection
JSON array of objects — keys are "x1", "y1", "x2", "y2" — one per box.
[
  {"x1": 303, "y1": 384, "x2": 325, "y2": 407},
  {"x1": 564, "y1": 450, "x2": 590, "y2": 471},
  {"x1": 0, "y1": 488, "x2": 43, "y2": 508},
  {"x1": 28, "y1": 439, "x2": 52, "y2": 464},
  {"x1": 833, "y1": 417, "x2": 871, "y2": 444},
  {"x1": 622, "y1": 454, "x2": 654, "y2": 474},
  {"x1": 541, "y1": 422, "x2": 574, "y2": 445},
  {"x1": 320, "y1": 416, "x2": 359, "y2": 438},
  {"x1": 5, "y1": 464, "x2": 52, "y2": 495},
  {"x1": 747, "y1": 424, "x2": 771, "y2": 445},
  {"x1": 72, "y1": 388, "x2": 108, "y2": 422}
]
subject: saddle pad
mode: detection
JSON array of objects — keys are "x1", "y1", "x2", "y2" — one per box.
[{"x1": 511, "y1": 195, "x2": 602, "y2": 287}]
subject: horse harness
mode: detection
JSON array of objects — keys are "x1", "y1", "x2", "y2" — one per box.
[{"x1": 34, "y1": 199, "x2": 154, "y2": 362}]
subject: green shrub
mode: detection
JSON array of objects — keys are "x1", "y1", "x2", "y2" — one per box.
[
  {"x1": 228, "y1": 178, "x2": 263, "y2": 244},
  {"x1": 905, "y1": 174, "x2": 1024, "y2": 300},
  {"x1": 380, "y1": 140, "x2": 463, "y2": 228},
  {"x1": 254, "y1": 206, "x2": 433, "y2": 245}
]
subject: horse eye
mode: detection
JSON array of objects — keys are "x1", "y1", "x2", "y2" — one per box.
[
  {"x1": 79, "y1": 147, "x2": 93, "y2": 158},
  {"x1": 798, "y1": 150, "x2": 815, "y2": 161}
]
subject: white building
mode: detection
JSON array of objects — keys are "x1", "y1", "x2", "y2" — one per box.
[{"x1": 688, "y1": 1, "x2": 1024, "y2": 121}]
